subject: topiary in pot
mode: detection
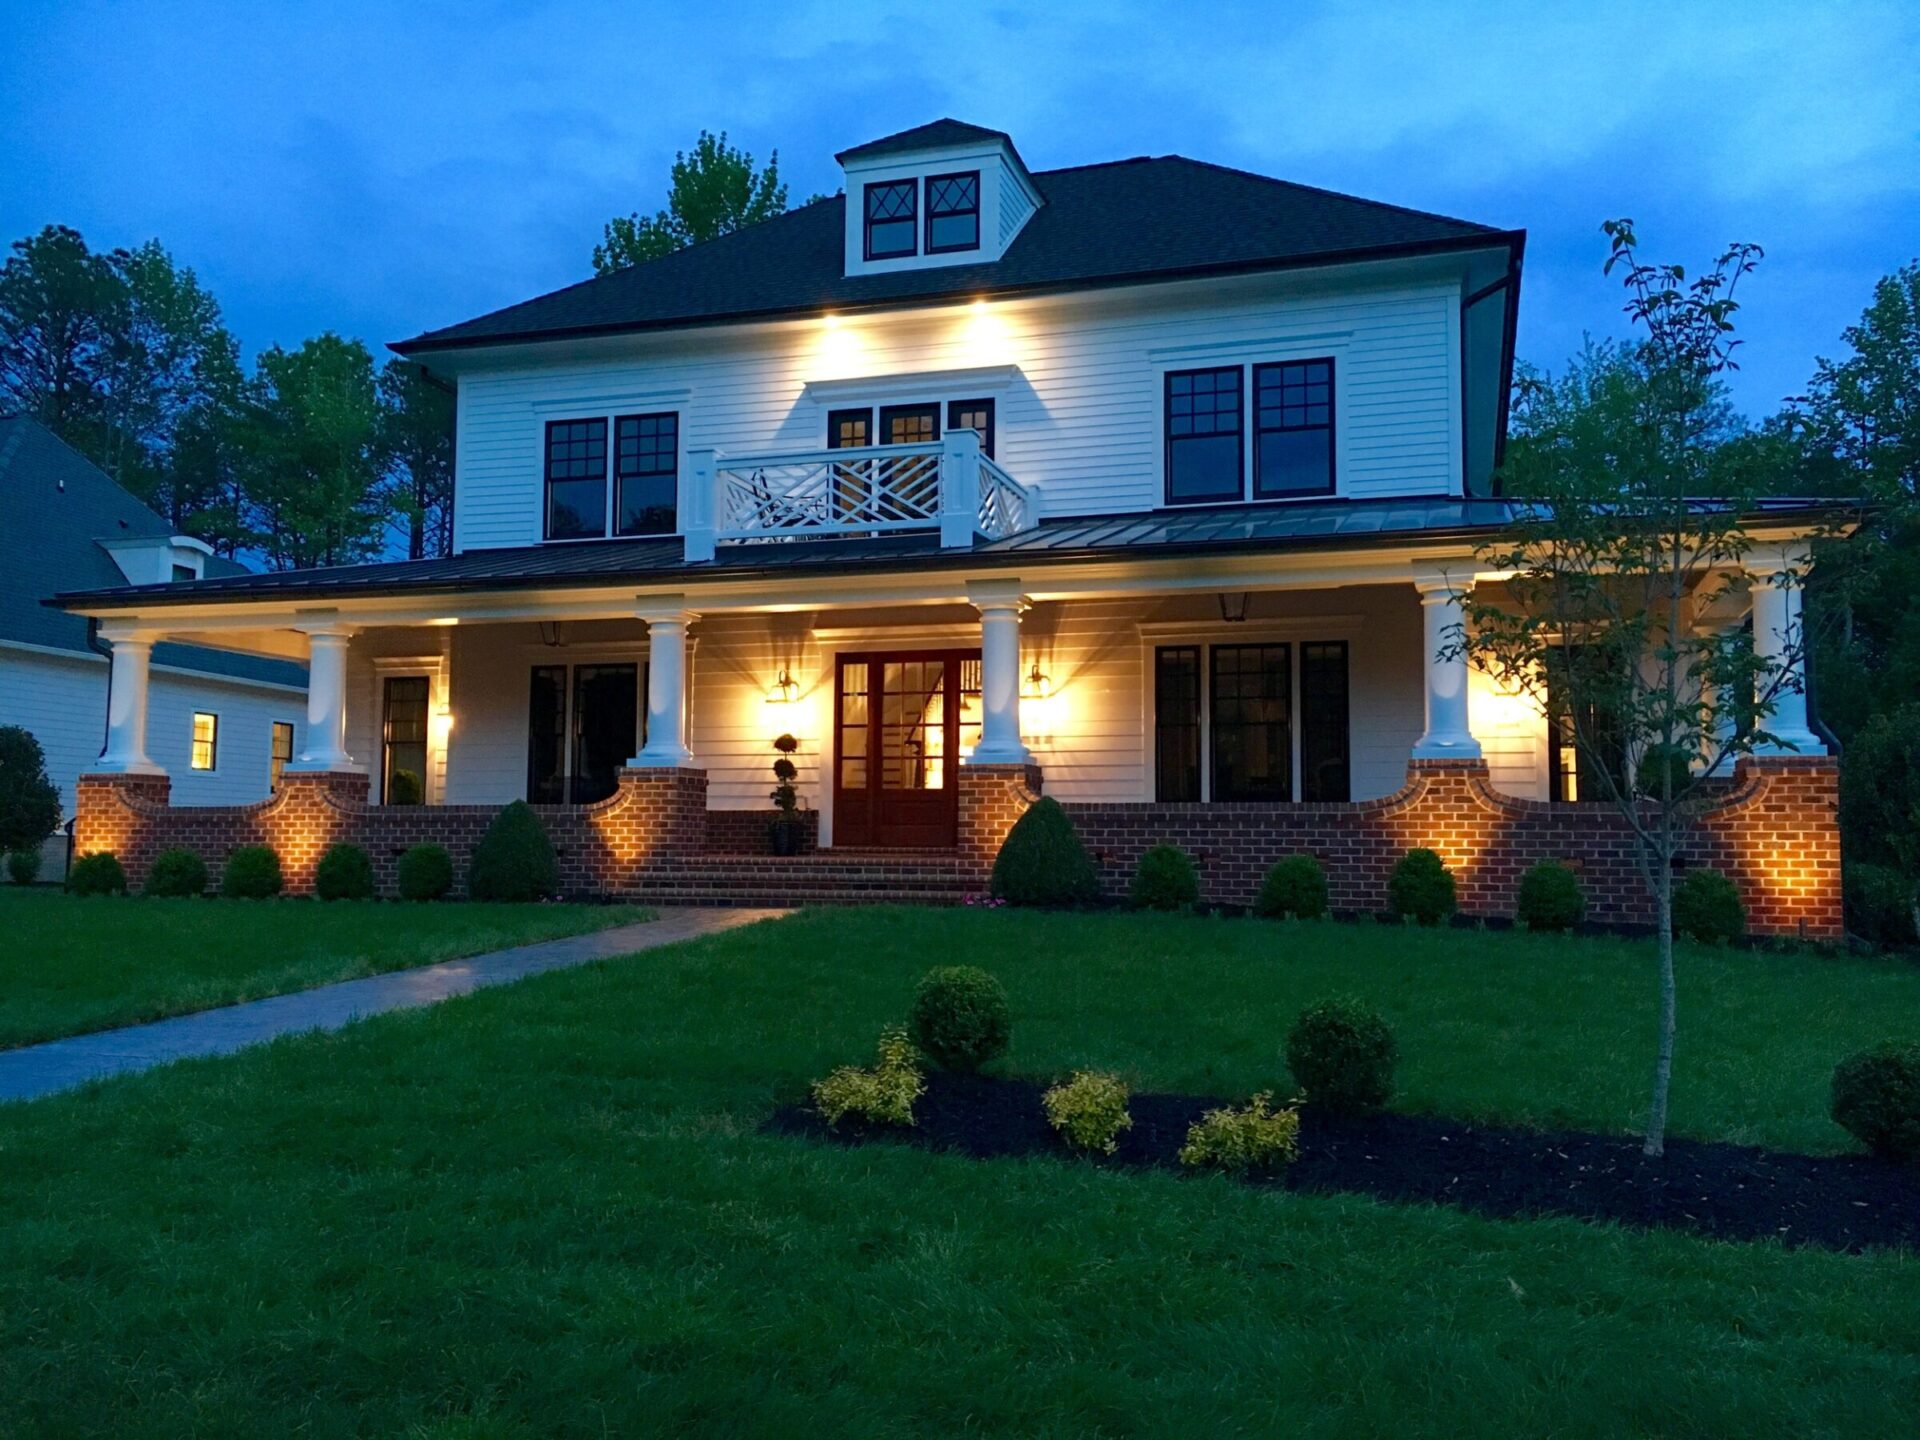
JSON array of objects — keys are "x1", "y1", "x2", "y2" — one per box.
[
  {"x1": 1286, "y1": 998, "x2": 1397, "y2": 1115},
  {"x1": 768, "y1": 733, "x2": 804, "y2": 856},
  {"x1": 1672, "y1": 868, "x2": 1744, "y2": 944},
  {"x1": 909, "y1": 965, "x2": 1011, "y2": 1072},
  {"x1": 145, "y1": 847, "x2": 209, "y2": 898},
  {"x1": 397, "y1": 843, "x2": 454, "y2": 901},
  {"x1": 7, "y1": 848, "x2": 42, "y2": 886},
  {"x1": 221, "y1": 844, "x2": 283, "y2": 899},
  {"x1": 315, "y1": 842, "x2": 376, "y2": 901},
  {"x1": 1129, "y1": 843, "x2": 1199, "y2": 911},
  {"x1": 67, "y1": 851, "x2": 127, "y2": 896},
  {"x1": 1517, "y1": 861, "x2": 1585, "y2": 933},
  {"x1": 989, "y1": 797, "x2": 1099, "y2": 907},
  {"x1": 468, "y1": 800, "x2": 557, "y2": 902},
  {"x1": 1831, "y1": 1042, "x2": 1920, "y2": 1161},
  {"x1": 1255, "y1": 854, "x2": 1328, "y2": 919},
  {"x1": 1388, "y1": 848, "x2": 1455, "y2": 925}
]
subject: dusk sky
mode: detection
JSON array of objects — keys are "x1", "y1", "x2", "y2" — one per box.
[{"x1": 4, "y1": 1, "x2": 1915, "y2": 419}]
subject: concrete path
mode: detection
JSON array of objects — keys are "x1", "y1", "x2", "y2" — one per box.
[{"x1": 0, "y1": 907, "x2": 781, "y2": 1104}]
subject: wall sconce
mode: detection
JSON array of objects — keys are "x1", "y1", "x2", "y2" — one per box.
[
  {"x1": 1218, "y1": 592, "x2": 1251, "y2": 623},
  {"x1": 766, "y1": 668, "x2": 798, "y2": 705},
  {"x1": 1022, "y1": 659, "x2": 1051, "y2": 701}
]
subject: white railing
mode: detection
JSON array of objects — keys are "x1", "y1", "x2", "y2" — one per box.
[{"x1": 681, "y1": 431, "x2": 1036, "y2": 561}]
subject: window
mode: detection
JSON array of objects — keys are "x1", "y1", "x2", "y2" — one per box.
[
  {"x1": 614, "y1": 412, "x2": 678, "y2": 536},
  {"x1": 1299, "y1": 641, "x2": 1350, "y2": 801},
  {"x1": 827, "y1": 408, "x2": 873, "y2": 449},
  {"x1": 526, "y1": 662, "x2": 641, "y2": 804},
  {"x1": 382, "y1": 676, "x2": 430, "y2": 805},
  {"x1": 946, "y1": 398, "x2": 996, "y2": 458},
  {"x1": 879, "y1": 403, "x2": 940, "y2": 446},
  {"x1": 1165, "y1": 367, "x2": 1243, "y2": 504},
  {"x1": 270, "y1": 721, "x2": 294, "y2": 789},
  {"x1": 1548, "y1": 649, "x2": 1627, "y2": 804},
  {"x1": 925, "y1": 171, "x2": 980, "y2": 253},
  {"x1": 171, "y1": 563, "x2": 196, "y2": 583},
  {"x1": 1154, "y1": 647, "x2": 1202, "y2": 801},
  {"x1": 1254, "y1": 359, "x2": 1335, "y2": 498},
  {"x1": 545, "y1": 418, "x2": 607, "y2": 540},
  {"x1": 864, "y1": 180, "x2": 918, "y2": 260},
  {"x1": 1211, "y1": 645, "x2": 1292, "y2": 802},
  {"x1": 190, "y1": 712, "x2": 218, "y2": 771}
]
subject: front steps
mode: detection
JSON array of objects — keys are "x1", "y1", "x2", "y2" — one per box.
[{"x1": 626, "y1": 849, "x2": 979, "y2": 907}]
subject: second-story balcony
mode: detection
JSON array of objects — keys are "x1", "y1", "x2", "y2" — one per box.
[{"x1": 680, "y1": 430, "x2": 1038, "y2": 561}]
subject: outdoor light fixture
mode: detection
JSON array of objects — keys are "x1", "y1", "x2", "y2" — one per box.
[
  {"x1": 767, "y1": 668, "x2": 799, "y2": 705},
  {"x1": 1218, "y1": 592, "x2": 1251, "y2": 623},
  {"x1": 1023, "y1": 659, "x2": 1052, "y2": 701}
]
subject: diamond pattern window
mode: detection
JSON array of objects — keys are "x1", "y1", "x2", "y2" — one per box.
[
  {"x1": 925, "y1": 171, "x2": 980, "y2": 253},
  {"x1": 864, "y1": 180, "x2": 918, "y2": 260}
]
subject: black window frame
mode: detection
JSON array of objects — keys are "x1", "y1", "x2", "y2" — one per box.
[
  {"x1": 526, "y1": 661, "x2": 645, "y2": 805},
  {"x1": 826, "y1": 408, "x2": 874, "y2": 449},
  {"x1": 381, "y1": 674, "x2": 431, "y2": 806},
  {"x1": 1209, "y1": 643, "x2": 1293, "y2": 803},
  {"x1": 924, "y1": 170, "x2": 981, "y2": 254},
  {"x1": 863, "y1": 179, "x2": 919, "y2": 261},
  {"x1": 543, "y1": 417, "x2": 609, "y2": 541},
  {"x1": 1153, "y1": 646, "x2": 1202, "y2": 802},
  {"x1": 878, "y1": 403, "x2": 940, "y2": 447},
  {"x1": 1164, "y1": 366, "x2": 1245, "y2": 506},
  {"x1": 1547, "y1": 648, "x2": 1629, "y2": 805},
  {"x1": 612, "y1": 411, "x2": 679, "y2": 538},
  {"x1": 1253, "y1": 357, "x2": 1337, "y2": 499},
  {"x1": 1298, "y1": 640, "x2": 1351, "y2": 802},
  {"x1": 945, "y1": 398, "x2": 996, "y2": 458},
  {"x1": 270, "y1": 720, "x2": 295, "y2": 791},
  {"x1": 1150, "y1": 639, "x2": 1352, "y2": 804}
]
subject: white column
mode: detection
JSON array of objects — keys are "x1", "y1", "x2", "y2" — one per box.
[
  {"x1": 1749, "y1": 554, "x2": 1824, "y2": 754},
  {"x1": 95, "y1": 632, "x2": 164, "y2": 774},
  {"x1": 967, "y1": 582, "x2": 1031, "y2": 765},
  {"x1": 1411, "y1": 576, "x2": 1482, "y2": 760},
  {"x1": 289, "y1": 626, "x2": 362, "y2": 771},
  {"x1": 632, "y1": 603, "x2": 695, "y2": 767}
]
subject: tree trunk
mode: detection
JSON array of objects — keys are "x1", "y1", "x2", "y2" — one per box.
[{"x1": 1644, "y1": 861, "x2": 1676, "y2": 1158}]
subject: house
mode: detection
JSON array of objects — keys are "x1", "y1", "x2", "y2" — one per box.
[
  {"x1": 49, "y1": 121, "x2": 1840, "y2": 932},
  {"x1": 1, "y1": 416, "x2": 308, "y2": 872}
]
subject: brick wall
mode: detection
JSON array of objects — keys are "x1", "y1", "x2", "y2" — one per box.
[
  {"x1": 704, "y1": 807, "x2": 820, "y2": 854},
  {"x1": 1061, "y1": 756, "x2": 1841, "y2": 940},
  {"x1": 957, "y1": 763, "x2": 1044, "y2": 884}
]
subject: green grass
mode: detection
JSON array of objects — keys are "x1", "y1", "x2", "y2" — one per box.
[
  {"x1": 1, "y1": 908, "x2": 1916, "y2": 1436},
  {"x1": 0, "y1": 888, "x2": 651, "y2": 1048}
]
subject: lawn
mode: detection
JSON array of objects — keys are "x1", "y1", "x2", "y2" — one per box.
[
  {"x1": 0, "y1": 888, "x2": 651, "y2": 1048},
  {"x1": 1, "y1": 908, "x2": 1916, "y2": 1436}
]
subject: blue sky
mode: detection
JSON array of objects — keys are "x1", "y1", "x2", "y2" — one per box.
[{"x1": 3, "y1": 0, "x2": 1915, "y2": 418}]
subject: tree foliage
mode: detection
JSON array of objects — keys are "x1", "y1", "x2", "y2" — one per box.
[
  {"x1": 377, "y1": 359, "x2": 455, "y2": 559},
  {"x1": 593, "y1": 131, "x2": 796, "y2": 275},
  {"x1": 0, "y1": 726, "x2": 62, "y2": 855}
]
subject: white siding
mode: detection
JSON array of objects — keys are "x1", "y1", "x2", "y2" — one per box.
[{"x1": 452, "y1": 269, "x2": 1464, "y2": 552}]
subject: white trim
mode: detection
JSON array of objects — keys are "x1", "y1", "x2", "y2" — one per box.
[
  {"x1": 0, "y1": 638, "x2": 308, "y2": 695},
  {"x1": 802, "y1": 364, "x2": 1019, "y2": 405},
  {"x1": 530, "y1": 387, "x2": 692, "y2": 415},
  {"x1": 1154, "y1": 342, "x2": 1352, "y2": 507}
]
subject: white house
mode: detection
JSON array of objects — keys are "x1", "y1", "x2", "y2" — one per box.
[
  {"x1": 0, "y1": 416, "x2": 308, "y2": 870},
  {"x1": 49, "y1": 121, "x2": 1840, "y2": 933}
]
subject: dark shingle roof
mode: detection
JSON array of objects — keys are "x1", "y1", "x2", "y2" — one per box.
[
  {"x1": 0, "y1": 416, "x2": 306, "y2": 688},
  {"x1": 835, "y1": 119, "x2": 1017, "y2": 163},
  {"x1": 395, "y1": 153, "x2": 1516, "y2": 354}
]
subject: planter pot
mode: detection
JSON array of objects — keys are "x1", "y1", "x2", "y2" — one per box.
[{"x1": 769, "y1": 819, "x2": 803, "y2": 856}]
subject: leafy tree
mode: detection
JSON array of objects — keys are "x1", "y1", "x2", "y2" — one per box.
[
  {"x1": 378, "y1": 359, "x2": 455, "y2": 559},
  {"x1": 593, "y1": 131, "x2": 794, "y2": 275},
  {"x1": 0, "y1": 225, "x2": 120, "y2": 439},
  {"x1": 1455, "y1": 221, "x2": 1859, "y2": 1158},
  {"x1": 0, "y1": 726, "x2": 62, "y2": 856}
]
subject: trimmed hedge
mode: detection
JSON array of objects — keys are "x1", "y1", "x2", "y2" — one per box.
[
  {"x1": 1831, "y1": 1043, "x2": 1920, "y2": 1161},
  {"x1": 1255, "y1": 855, "x2": 1328, "y2": 920},
  {"x1": 67, "y1": 851, "x2": 127, "y2": 897},
  {"x1": 397, "y1": 843, "x2": 454, "y2": 902},
  {"x1": 909, "y1": 966, "x2": 1011, "y2": 1072},
  {"x1": 1129, "y1": 844, "x2": 1199, "y2": 911},
  {"x1": 1517, "y1": 861, "x2": 1585, "y2": 933},
  {"x1": 220, "y1": 845, "x2": 284, "y2": 899},
  {"x1": 1286, "y1": 998, "x2": 1397, "y2": 1115},
  {"x1": 990, "y1": 798, "x2": 1099, "y2": 907},
  {"x1": 1388, "y1": 848, "x2": 1456, "y2": 925},
  {"x1": 145, "y1": 847, "x2": 209, "y2": 898},
  {"x1": 468, "y1": 801, "x2": 558, "y2": 902},
  {"x1": 1673, "y1": 868, "x2": 1744, "y2": 945},
  {"x1": 315, "y1": 842, "x2": 376, "y2": 901}
]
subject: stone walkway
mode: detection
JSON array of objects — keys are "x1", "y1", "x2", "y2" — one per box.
[{"x1": 0, "y1": 907, "x2": 782, "y2": 1104}]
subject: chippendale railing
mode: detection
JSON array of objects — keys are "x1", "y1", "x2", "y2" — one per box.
[{"x1": 680, "y1": 431, "x2": 1038, "y2": 561}]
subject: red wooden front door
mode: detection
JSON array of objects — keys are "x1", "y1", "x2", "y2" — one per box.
[{"x1": 833, "y1": 650, "x2": 981, "y2": 848}]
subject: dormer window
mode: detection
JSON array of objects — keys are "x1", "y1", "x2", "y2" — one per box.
[
  {"x1": 925, "y1": 172, "x2": 980, "y2": 254},
  {"x1": 864, "y1": 180, "x2": 918, "y2": 260}
]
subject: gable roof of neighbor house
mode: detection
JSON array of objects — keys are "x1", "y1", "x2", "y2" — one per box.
[
  {"x1": 0, "y1": 416, "x2": 306, "y2": 687},
  {"x1": 394, "y1": 147, "x2": 1522, "y2": 354}
]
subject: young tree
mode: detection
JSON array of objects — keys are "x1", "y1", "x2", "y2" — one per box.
[
  {"x1": 377, "y1": 359, "x2": 455, "y2": 559},
  {"x1": 0, "y1": 726, "x2": 62, "y2": 859},
  {"x1": 1455, "y1": 222, "x2": 1855, "y2": 1157},
  {"x1": 593, "y1": 131, "x2": 793, "y2": 275}
]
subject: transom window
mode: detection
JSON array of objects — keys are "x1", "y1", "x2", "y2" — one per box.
[
  {"x1": 925, "y1": 171, "x2": 980, "y2": 253},
  {"x1": 615, "y1": 413, "x2": 679, "y2": 536},
  {"x1": 1254, "y1": 359, "x2": 1335, "y2": 497},
  {"x1": 1165, "y1": 367, "x2": 1244, "y2": 504},
  {"x1": 1165, "y1": 360, "x2": 1338, "y2": 505},
  {"x1": 1153, "y1": 640, "x2": 1350, "y2": 803},
  {"x1": 544, "y1": 413, "x2": 680, "y2": 541},
  {"x1": 190, "y1": 712, "x2": 218, "y2": 771},
  {"x1": 864, "y1": 180, "x2": 918, "y2": 260},
  {"x1": 545, "y1": 418, "x2": 608, "y2": 540}
]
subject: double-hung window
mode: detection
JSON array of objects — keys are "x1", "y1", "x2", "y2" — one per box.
[
  {"x1": 925, "y1": 171, "x2": 980, "y2": 253},
  {"x1": 545, "y1": 412, "x2": 679, "y2": 540},
  {"x1": 1153, "y1": 640, "x2": 1350, "y2": 803},
  {"x1": 864, "y1": 180, "x2": 918, "y2": 260},
  {"x1": 190, "y1": 712, "x2": 218, "y2": 771},
  {"x1": 614, "y1": 413, "x2": 678, "y2": 536},
  {"x1": 1253, "y1": 359, "x2": 1336, "y2": 497},
  {"x1": 1165, "y1": 359, "x2": 1337, "y2": 504},
  {"x1": 545, "y1": 418, "x2": 608, "y2": 540},
  {"x1": 1165, "y1": 367, "x2": 1244, "y2": 503}
]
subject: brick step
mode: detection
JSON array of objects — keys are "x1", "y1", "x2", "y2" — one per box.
[{"x1": 628, "y1": 848, "x2": 978, "y2": 907}]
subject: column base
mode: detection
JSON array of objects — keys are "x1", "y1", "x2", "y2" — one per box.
[
  {"x1": 1410, "y1": 736, "x2": 1483, "y2": 760},
  {"x1": 87, "y1": 757, "x2": 167, "y2": 777},
  {"x1": 628, "y1": 747, "x2": 695, "y2": 769},
  {"x1": 284, "y1": 759, "x2": 367, "y2": 775},
  {"x1": 966, "y1": 743, "x2": 1033, "y2": 766}
]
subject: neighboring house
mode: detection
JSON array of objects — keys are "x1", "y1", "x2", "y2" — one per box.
[
  {"x1": 50, "y1": 120, "x2": 1841, "y2": 933},
  {"x1": 0, "y1": 416, "x2": 308, "y2": 870}
]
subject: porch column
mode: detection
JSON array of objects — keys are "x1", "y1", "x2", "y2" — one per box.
[
  {"x1": 967, "y1": 581, "x2": 1031, "y2": 765},
  {"x1": 632, "y1": 601, "x2": 695, "y2": 767},
  {"x1": 1411, "y1": 575, "x2": 1482, "y2": 760},
  {"x1": 95, "y1": 629, "x2": 164, "y2": 775},
  {"x1": 1749, "y1": 551, "x2": 1824, "y2": 754},
  {"x1": 290, "y1": 624, "x2": 362, "y2": 771}
]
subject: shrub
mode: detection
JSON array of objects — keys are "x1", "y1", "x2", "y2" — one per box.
[
  {"x1": 7, "y1": 848, "x2": 42, "y2": 886},
  {"x1": 221, "y1": 844, "x2": 283, "y2": 899},
  {"x1": 1042, "y1": 1070, "x2": 1132, "y2": 1155},
  {"x1": 468, "y1": 800, "x2": 558, "y2": 902},
  {"x1": 1673, "y1": 868, "x2": 1744, "y2": 944},
  {"x1": 145, "y1": 847, "x2": 208, "y2": 898},
  {"x1": 1517, "y1": 861, "x2": 1586, "y2": 933},
  {"x1": 1830, "y1": 1043, "x2": 1920, "y2": 1161},
  {"x1": 1845, "y1": 863, "x2": 1917, "y2": 948},
  {"x1": 1255, "y1": 854, "x2": 1328, "y2": 920},
  {"x1": 1837, "y1": 705, "x2": 1920, "y2": 876},
  {"x1": 1178, "y1": 1093, "x2": 1302, "y2": 1174},
  {"x1": 1130, "y1": 843, "x2": 1199, "y2": 912},
  {"x1": 810, "y1": 1025, "x2": 924, "y2": 1128},
  {"x1": 397, "y1": 843, "x2": 454, "y2": 902},
  {"x1": 0, "y1": 725, "x2": 61, "y2": 856},
  {"x1": 315, "y1": 842, "x2": 376, "y2": 901},
  {"x1": 1388, "y1": 848, "x2": 1456, "y2": 925},
  {"x1": 1286, "y1": 998, "x2": 1397, "y2": 1115},
  {"x1": 67, "y1": 851, "x2": 127, "y2": 896},
  {"x1": 387, "y1": 769, "x2": 424, "y2": 806},
  {"x1": 909, "y1": 965, "x2": 1011, "y2": 1072},
  {"x1": 990, "y1": 797, "x2": 1099, "y2": 907}
]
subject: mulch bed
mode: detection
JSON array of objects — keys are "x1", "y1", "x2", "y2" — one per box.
[{"x1": 768, "y1": 1072, "x2": 1920, "y2": 1253}]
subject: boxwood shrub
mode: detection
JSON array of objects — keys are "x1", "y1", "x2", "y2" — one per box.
[
  {"x1": 145, "y1": 846, "x2": 209, "y2": 898},
  {"x1": 909, "y1": 965, "x2": 1011, "y2": 1072},
  {"x1": 1129, "y1": 843, "x2": 1199, "y2": 911},
  {"x1": 1830, "y1": 1042, "x2": 1920, "y2": 1161},
  {"x1": 1286, "y1": 998, "x2": 1397, "y2": 1115},
  {"x1": 468, "y1": 801, "x2": 558, "y2": 902},
  {"x1": 397, "y1": 842, "x2": 454, "y2": 902},
  {"x1": 1388, "y1": 847, "x2": 1455, "y2": 925},
  {"x1": 315, "y1": 842, "x2": 376, "y2": 901},
  {"x1": 1517, "y1": 861, "x2": 1585, "y2": 933},
  {"x1": 67, "y1": 851, "x2": 127, "y2": 897},
  {"x1": 1673, "y1": 868, "x2": 1744, "y2": 945},
  {"x1": 220, "y1": 845, "x2": 283, "y2": 899},
  {"x1": 1255, "y1": 854, "x2": 1328, "y2": 919},
  {"x1": 7, "y1": 848, "x2": 42, "y2": 886},
  {"x1": 990, "y1": 797, "x2": 1099, "y2": 907}
]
